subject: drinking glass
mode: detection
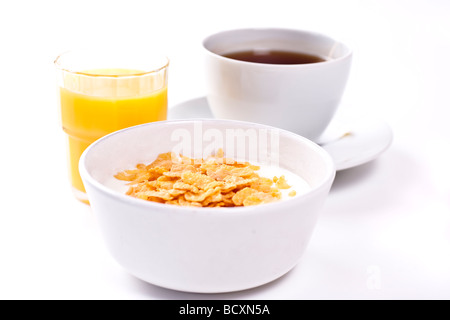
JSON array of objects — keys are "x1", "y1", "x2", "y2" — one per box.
[{"x1": 55, "y1": 49, "x2": 169, "y2": 203}]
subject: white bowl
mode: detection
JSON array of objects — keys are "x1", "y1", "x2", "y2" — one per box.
[{"x1": 79, "y1": 119, "x2": 335, "y2": 293}]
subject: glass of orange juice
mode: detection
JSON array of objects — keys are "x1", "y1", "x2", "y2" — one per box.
[{"x1": 54, "y1": 49, "x2": 169, "y2": 204}]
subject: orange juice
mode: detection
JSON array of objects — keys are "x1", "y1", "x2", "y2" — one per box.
[{"x1": 59, "y1": 68, "x2": 168, "y2": 203}]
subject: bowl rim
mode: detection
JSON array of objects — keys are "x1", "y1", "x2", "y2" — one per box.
[{"x1": 79, "y1": 118, "x2": 336, "y2": 215}]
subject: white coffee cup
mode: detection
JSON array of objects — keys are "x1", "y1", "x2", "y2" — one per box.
[{"x1": 203, "y1": 28, "x2": 352, "y2": 141}]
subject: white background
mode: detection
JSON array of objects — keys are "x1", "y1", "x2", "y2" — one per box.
[{"x1": 1, "y1": 0, "x2": 449, "y2": 299}]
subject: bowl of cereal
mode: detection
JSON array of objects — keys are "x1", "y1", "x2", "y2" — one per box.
[{"x1": 79, "y1": 119, "x2": 335, "y2": 293}]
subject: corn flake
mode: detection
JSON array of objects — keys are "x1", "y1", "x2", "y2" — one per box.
[
  {"x1": 115, "y1": 149, "x2": 295, "y2": 208},
  {"x1": 275, "y1": 175, "x2": 291, "y2": 189}
]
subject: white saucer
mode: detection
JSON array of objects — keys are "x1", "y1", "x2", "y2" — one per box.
[{"x1": 168, "y1": 97, "x2": 393, "y2": 171}]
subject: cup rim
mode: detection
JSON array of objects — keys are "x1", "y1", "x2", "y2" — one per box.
[
  {"x1": 79, "y1": 119, "x2": 336, "y2": 215},
  {"x1": 54, "y1": 48, "x2": 170, "y2": 78},
  {"x1": 203, "y1": 27, "x2": 352, "y2": 68}
]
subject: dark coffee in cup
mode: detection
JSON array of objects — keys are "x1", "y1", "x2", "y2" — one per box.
[{"x1": 223, "y1": 50, "x2": 326, "y2": 65}]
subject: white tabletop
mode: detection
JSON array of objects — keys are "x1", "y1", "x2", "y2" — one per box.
[{"x1": 1, "y1": 0, "x2": 449, "y2": 300}]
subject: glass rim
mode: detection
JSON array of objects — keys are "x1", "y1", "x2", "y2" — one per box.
[{"x1": 54, "y1": 49, "x2": 170, "y2": 78}]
